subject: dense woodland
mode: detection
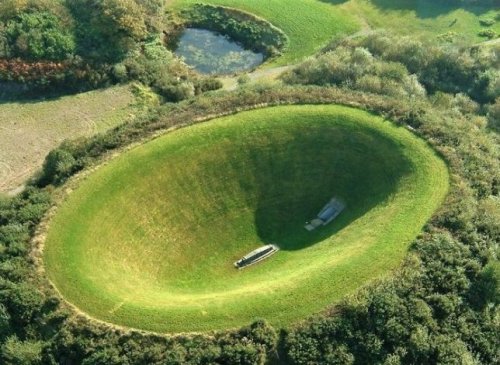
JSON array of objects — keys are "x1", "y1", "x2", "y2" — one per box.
[{"x1": 0, "y1": 0, "x2": 499, "y2": 364}]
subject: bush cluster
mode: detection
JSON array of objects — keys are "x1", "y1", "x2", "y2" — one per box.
[
  {"x1": 0, "y1": 11, "x2": 75, "y2": 61},
  {"x1": 0, "y1": 57, "x2": 116, "y2": 98},
  {"x1": 282, "y1": 47, "x2": 426, "y2": 99},
  {"x1": 284, "y1": 33, "x2": 499, "y2": 104},
  {"x1": 113, "y1": 39, "x2": 222, "y2": 101},
  {"x1": 0, "y1": 0, "x2": 154, "y2": 64}
]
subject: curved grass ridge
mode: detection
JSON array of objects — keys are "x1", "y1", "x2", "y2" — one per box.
[{"x1": 43, "y1": 105, "x2": 449, "y2": 333}]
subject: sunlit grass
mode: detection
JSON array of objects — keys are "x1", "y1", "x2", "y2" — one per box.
[{"x1": 44, "y1": 105, "x2": 448, "y2": 332}]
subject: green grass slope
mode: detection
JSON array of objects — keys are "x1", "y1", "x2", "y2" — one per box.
[
  {"x1": 43, "y1": 105, "x2": 449, "y2": 333},
  {"x1": 340, "y1": 0, "x2": 500, "y2": 44}
]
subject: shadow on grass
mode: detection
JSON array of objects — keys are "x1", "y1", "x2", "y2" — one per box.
[
  {"x1": 249, "y1": 122, "x2": 414, "y2": 251},
  {"x1": 0, "y1": 80, "x2": 106, "y2": 105},
  {"x1": 368, "y1": 0, "x2": 498, "y2": 19},
  {"x1": 318, "y1": 0, "x2": 350, "y2": 4}
]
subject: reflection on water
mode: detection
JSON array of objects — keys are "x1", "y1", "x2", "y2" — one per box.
[{"x1": 174, "y1": 28, "x2": 264, "y2": 75}]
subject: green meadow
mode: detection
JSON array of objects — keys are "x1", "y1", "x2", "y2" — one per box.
[{"x1": 341, "y1": 0, "x2": 500, "y2": 44}]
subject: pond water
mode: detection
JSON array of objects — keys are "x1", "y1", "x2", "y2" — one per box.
[{"x1": 173, "y1": 28, "x2": 264, "y2": 75}]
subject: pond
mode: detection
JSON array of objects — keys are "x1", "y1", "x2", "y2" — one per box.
[{"x1": 173, "y1": 28, "x2": 265, "y2": 75}]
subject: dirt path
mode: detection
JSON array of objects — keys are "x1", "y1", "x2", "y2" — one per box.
[
  {"x1": 220, "y1": 65, "x2": 293, "y2": 91},
  {"x1": 220, "y1": 18, "x2": 375, "y2": 91},
  {"x1": 476, "y1": 38, "x2": 500, "y2": 47}
]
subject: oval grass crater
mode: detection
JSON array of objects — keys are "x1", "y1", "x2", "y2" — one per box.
[{"x1": 43, "y1": 105, "x2": 449, "y2": 333}]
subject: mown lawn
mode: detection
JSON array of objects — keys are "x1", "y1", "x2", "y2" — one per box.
[
  {"x1": 43, "y1": 105, "x2": 449, "y2": 333},
  {"x1": 0, "y1": 85, "x2": 140, "y2": 194}
]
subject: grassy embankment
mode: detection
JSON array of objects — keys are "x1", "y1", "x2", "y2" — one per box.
[
  {"x1": 44, "y1": 105, "x2": 449, "y2": 333},
  {"x1": 340, "y1": 0, "x2": 500, "y2": 44}
]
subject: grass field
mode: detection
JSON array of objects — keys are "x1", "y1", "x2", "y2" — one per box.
[
  {"x1": 0, "y1": 85, "x2": 141, "y2": 195},
  {"x1": 171, "y1": 0, "x2": 499, "y2": 65},
  {"x1": 340, "y1": 0, "x2": 500, "y2": 44},
  {"x1": 43, "y1": 105, "x2": 449, "y2": 333}
]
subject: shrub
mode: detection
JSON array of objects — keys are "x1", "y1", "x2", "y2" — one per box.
[
  {"x1": 487, "y1": 98, "x2": 500, "y2": 130},
  {"x1": 3, "y1": 11, "x2": 75, "y2": 61},
  {"x1": 237, "y1": 74, "x2": 251, "y2": 85},
  {"x1": 468, "y1": 261, "x2": 500, "y2": 310},
  {"x1": 437, "y1": 31, "x2": 458, "y2": 43},
  {"x1": 37, "y1": 148, "x2": 78, "y2": 187},
  {"x1": 0, "y1": 336, "x2": 42, "y2": 365},
  {"x1": 195, "y1": 77, "x2": 223, "y2": 93},
  {"x1": 478, "y1": 29, "x2": 497, "y2": 39},
  {"x1": 0, "y1": 304, "x2": 11, "y2": 338},
  {"x1": 479, "y1": 18, "x2": 496, "y2": 27}
]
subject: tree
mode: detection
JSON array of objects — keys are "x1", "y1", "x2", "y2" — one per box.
[
  {"x1": 0, "y1": 336, "x2": 42, "y2": 365},
  {"x1": 37, "y1": 148, "x2": 77, "y2": 186},
  {"x1": 4, "y1": 11, "x2": 75, "y2": 60},
  {"x1": 67, "y1": 0, "x2": 147, "y2": 62}
]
